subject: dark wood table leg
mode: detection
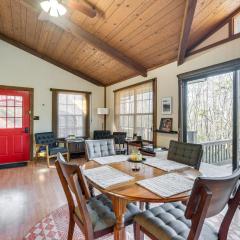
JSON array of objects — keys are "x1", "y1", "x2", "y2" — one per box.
[{"x1": 111, "y1": 196, "x2": 128, "y2": 240}]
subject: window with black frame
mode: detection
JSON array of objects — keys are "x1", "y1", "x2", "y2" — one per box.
[{"x1": 179, "y1": 59, "x2": 240, "y2": 174}]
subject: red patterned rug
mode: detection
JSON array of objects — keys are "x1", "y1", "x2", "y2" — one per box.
[{"x1": 24, "y1": 204, "x2": 240, "y2": 240}]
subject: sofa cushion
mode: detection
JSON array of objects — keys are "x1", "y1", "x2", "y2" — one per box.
[
  {"x1": 49, "y1": 147, "x2": 68, "y2": 156},
  {"x1": 75, "y1": 194, "x2": 140, "y2": 233},
  {"x1": 134, "y1": 202, "x2": 218, "y2": 240},
  {"x1": 85, "y1": 139, "x2": 116, "y2": 160}
]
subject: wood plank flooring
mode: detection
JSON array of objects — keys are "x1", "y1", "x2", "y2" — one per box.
[
  {"x1": 0, "y1": 159, "x2": 84, "y2": 240},
  {"x1": 0, "y1": 159, "x2": 239, "y2": 240}
]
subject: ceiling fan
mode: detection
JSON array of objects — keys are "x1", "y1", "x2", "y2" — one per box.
[{"x1": 21, "y1": 0, "x2": 97, "y2": 18}]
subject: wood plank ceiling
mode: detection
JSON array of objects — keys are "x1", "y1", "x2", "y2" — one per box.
[{"x1": 0, "y1": 0, "x2": 239, "y2": 86}]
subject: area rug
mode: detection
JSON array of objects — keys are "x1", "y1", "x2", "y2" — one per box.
[
  {"x1": 24, "y1": 204, "x2": 134, "y2": 240},
  {"x1": 24, "y1": 204, "x2": 240, "y2": 240}
]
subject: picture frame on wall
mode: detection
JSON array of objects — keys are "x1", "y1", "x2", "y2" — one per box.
[
  {"x1": 159, "y1": 118, "x2": 173, "y2": 133},
  {"x1": 161, "y1": 97, "x2": 172, "y2": 114}
]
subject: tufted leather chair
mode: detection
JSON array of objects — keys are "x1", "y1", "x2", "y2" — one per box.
[
  {"x1": 168, "y1": 140, "x2": 203, "y2": 170},
  {"x1": 84, "y1": 139, "x2": 116, "y2": 161},
  {"x1": 93, "y1": 130, "x2": 113, "y2": 140},
  {"x1": 113, "y1": 132, "x2": 127, "y2": 155},
  {"x1": 134, "y1": 168, "x2": 240, "y2": 240},
  {"x1": 35, "y1": 132, "x2": 69, "y2": 167},
  {"x1": 55, "y1": 154, "x2": 140, "y2": 240}
]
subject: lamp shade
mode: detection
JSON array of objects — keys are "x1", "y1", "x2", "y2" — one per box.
[{"x1": 97, "y1": 108, "x2": 109, "y2": 115}]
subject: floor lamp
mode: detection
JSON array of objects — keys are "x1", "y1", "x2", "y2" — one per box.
[{"x1": 97, "y1": 108, "x2": 109, "y2": 130}]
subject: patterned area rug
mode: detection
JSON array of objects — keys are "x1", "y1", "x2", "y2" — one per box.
[
  {"x1": 24, "y1": 204, "x2": 240, "y2": 240},
  {"x1": 24, "y1": 204, "x2": 134, "y2": 240}
]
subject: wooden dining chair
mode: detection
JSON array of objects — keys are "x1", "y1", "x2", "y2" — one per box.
[
  {"x1": 168, "y1": 140, "x2": 203, "y2": 170},
  {"x1": 134, "y1": 169, "x2": 240, "y2": 240},
  {"x1": 55, "y1": 154, "x2": 140, "y2": 240}
]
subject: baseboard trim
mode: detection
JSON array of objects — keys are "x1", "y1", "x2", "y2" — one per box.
[{"x1": 0, "y1": 162, "x2": 28, "y2": 169}]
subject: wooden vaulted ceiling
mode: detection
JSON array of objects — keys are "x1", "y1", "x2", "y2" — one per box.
[{"x1": 0, "y1": 0, "x2": 239, "y2": 86}]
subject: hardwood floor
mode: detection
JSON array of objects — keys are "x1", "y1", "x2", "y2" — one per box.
[
  {"x1": 0, "y1": 159, "x2": 84, "y2": 240},
  {"x1": 0, "y1": 159, "x2": 239, "y2": 240}
]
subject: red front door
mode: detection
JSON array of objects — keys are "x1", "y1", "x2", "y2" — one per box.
[{"x1": 0, "y1": 89, "x2": 31, "y2": 164}]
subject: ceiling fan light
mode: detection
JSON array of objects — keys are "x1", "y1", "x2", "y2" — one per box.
[
  {"x1": 57, "y1": 3, "x2": 67, "y2": 16},
  {"x1": 49, "y1": 6, "x2": 59, "y2": 17},
  {"x1": 40, "y1": 1, "x2": 51, "y2": 12}
]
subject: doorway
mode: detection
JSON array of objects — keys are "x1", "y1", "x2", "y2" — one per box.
[
  {"x1": 179, "y1": 59, "x2": 240, "y2": 174},
  {"x1": 0, "y1": 86, "x2": 33, "y2": 165}
]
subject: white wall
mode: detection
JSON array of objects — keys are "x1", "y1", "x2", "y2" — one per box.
[
  {"x1": 106, "y1": 38, "x2": 240, "y2": 147},
  {"x1": 0, "y1": 40, "x2": 104, "y2": 136}
]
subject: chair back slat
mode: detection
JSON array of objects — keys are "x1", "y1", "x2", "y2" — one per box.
[
  {"x1": 168, "y1": 140, "x2": 203, "y2": 169},
  {"x1": 55, "y1": 156, "x2": 92, "y2": 229},
  {"x1": 185, "y1": 168, "x2": 240, "y2": 240}
]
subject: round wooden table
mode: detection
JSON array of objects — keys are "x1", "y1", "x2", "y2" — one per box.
[{"x1": 83, "y1": 160, "x2": 201, "y2": 240}]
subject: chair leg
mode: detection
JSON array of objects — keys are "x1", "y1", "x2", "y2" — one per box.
[
  {"x1": 67, "y1": 215, "x2": 75, "y2": 240},
  {"x1": 139, "y1": 202, "x2": 150, "y2": 210},
  {"x1": 47, "y1": 156, "x2": 50, "y2": 168},
  {"x1": 89, "y1": 184, "x2": 95, "y2": 197},
  {"x1": 139, "y1": 202, "x2": 145, "y2": 210},
  {"x1": 134, "y1": 222, "x2": 144, "y2": 240}
]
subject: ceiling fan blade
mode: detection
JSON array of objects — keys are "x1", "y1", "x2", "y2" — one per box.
[
  {"x1": 20, "y1": 0, "x2": 41, "y2": 12},
  {"x1": 66, "y1": 0, "x2": 97, "y2": 18}
]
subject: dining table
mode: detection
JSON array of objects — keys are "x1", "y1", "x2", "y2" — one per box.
[{"x1": 83, "y1": 159, "x2": 201, "y2": 240}]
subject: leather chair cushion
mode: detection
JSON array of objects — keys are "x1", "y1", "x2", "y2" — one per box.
[
  {"x1": 113, "y1": 132, "x2": 127, "y2": 144},
  {"x1": 35, "y1": 132, "x2": 57, "y2": 148},
  {"x1": 167, "y1": 141, "x2": 203, "y2": 169},
  {"x1": 85, "y1": 139, "x2": 116, "y2": 160},
  {"x1": 49, "y1": 147, "x2": 68, "y2": 156},
  {"x1": 75, "y1": 194, "x2": 140, "y2": 233},
  {"x1": 134, "y1": 202, "x2": 217, "y2": 240},
  {"x1": 93, "y1": 130, "x2": 112, "y2": 140}
]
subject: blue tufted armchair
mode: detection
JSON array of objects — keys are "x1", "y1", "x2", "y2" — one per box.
[{"x1": 35, "y1": 132, "x2": 69, "y2": 167}]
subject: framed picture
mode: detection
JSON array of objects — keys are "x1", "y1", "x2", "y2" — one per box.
[
  {"x1": 161, "y1": 97, "x2": 172, "y2": 114},
  {"x1": 159, "y1": 118, "x2": 173, "y2": 132}
]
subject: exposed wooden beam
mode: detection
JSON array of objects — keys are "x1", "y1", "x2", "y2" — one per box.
[
  {"x1": 0, "y1": 33, "x2": 104, "y2": 86},
  {"x1": 177, "y1": 0, "x2": 197, "y2": 65},
  {"x1": 187, "y1": 32, "x2": 240, "y2": 57},
  {"x1": 21, "y1": 0, "x2": 147, "y2": 77},
  {"x1": 47, "y1": 16, "x2": 147, "y2": 77},
  {"x1": 187, "y1": 5, "x2": 240, "y2": 53}
]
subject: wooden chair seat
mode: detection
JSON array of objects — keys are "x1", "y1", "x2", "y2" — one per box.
[{"x1": 134, "y1": 202, "x2": 217, "y2": 240}]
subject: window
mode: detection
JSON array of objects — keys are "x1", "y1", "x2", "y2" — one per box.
[
  {"x1": 0, "y1": 95, "x2": 23, "y2": 128},
  {"x1": 52, "y1": 90, "x2": 90, "y2": 138},
  {"x1": 233, "y1": 13, "x2": 240, "y2": 35},
  {"x1": 179, "y1": 59, "x2": 240, "y2": 173},
  {"x1": 114, "y1": 81, "x2": 154, "y2": 141}
]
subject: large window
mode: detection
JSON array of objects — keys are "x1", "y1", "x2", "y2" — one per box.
[
  {"x1": 179, "y1": 59, "x2": 240, "y2": 173},
  {"x1": 114, "y1": 80, "x2": 155, "y2": 141},
  {"x1": 52, "y1": 89, "x2": 90, "y2": 138}
]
